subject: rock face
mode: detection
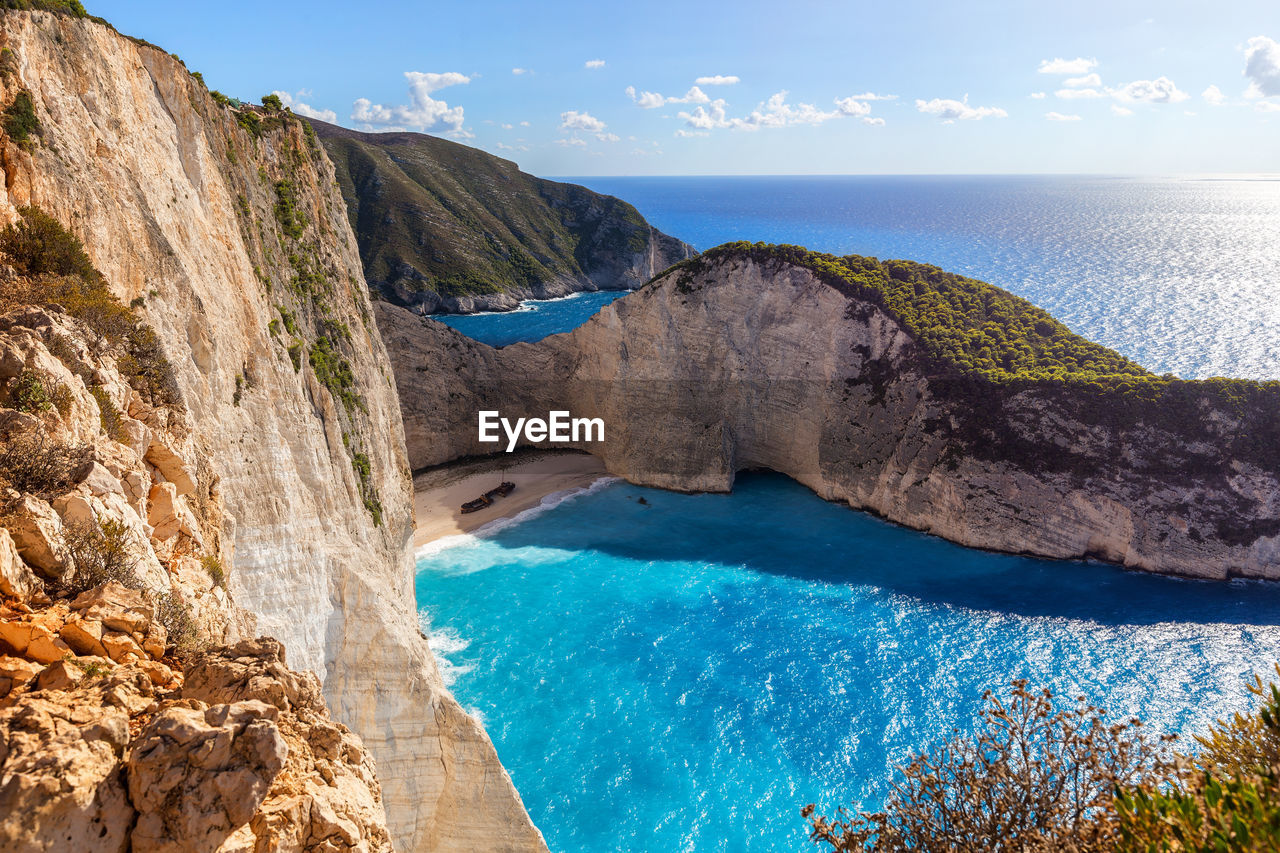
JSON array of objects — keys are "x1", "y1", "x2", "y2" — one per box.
[
  {"x1": 380, "y1": 251, "x2": 1280, "y2": 581},
  {"x1": 0, "y1": 10, "x2": 543, "y2": 851},
  {"x1": 312, "y1": 119, "x2": 694, "y2": 314},
  {"x1": 0, "y1": 629, "x2": 392, "y2": 853}
]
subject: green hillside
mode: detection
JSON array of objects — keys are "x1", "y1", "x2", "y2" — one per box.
[{"x1": 310, "y1": 120, "x2": 691, "y2": 311}]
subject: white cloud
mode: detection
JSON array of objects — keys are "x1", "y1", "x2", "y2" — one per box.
[
  {"x1": 684, "y1": 91, "x2": 843, "y2": 130},
  {"x1": 501, "y1": 122, "x2": 513, "y2": 129},
  {"x1": 585, "y1": 59, "x2": 606, "y2": 69},
  {"x1": 675, "y1": 129, "x2": 709, "y2": 137},
  {"x1": 1030, "y1": 92, "x2": 1047, "y2": 99},
  {"x1": 1257, "y1": 100, "x2": 1280, "y2": 112},
  {"x1": 1202, "y1": 85, "x2": 1226, "y2": 106},
  {"x1": 1244, "y1": 36, "x2": 1280, "y2": 98},
  {"x1": 272, "y1": 90, "x2": 337, "y2": 123},
  {"x1": 842, "y1": 91, "x2": 897, "y2": 101},
  {"x1": 863, "y1": 117, "x2": 885, "y2": 126},
  {"x1": 626, "y1": 85, "x2": 709, "y2": 108},
  {"x1": 833, "y1": 96, "x2": 871, "y2": 117},
  {"x1": 351, "y1": 71, "x2": 469, "y2": 132},
  {"x1": 1038, "y1": 57, "x2": 1097, "y2": 75},
  {"x1": 555, "y1": 137, "x2": 587, "y2": 147},
  {"x1": 1046, "y1": 111, "x2": 1081, "y2": 121},
  {"x1": 1055, "y1": 87, "x2": 1106, "y2": 99},
  {"x1": 1111, "y1": 76, "x2": 1188, "y2": 103},
  {"x1": 915, "y1": 96, "x2": 1007, "y2": 121},
  {"x1": 519, "y1": 120, "x2": 531, "y2": 127},
  {"x1": 495, "y1": 142, "x2": 530, "y2": 152},
  {"x1": 597, "y1": 132, "x2": 620, "y2": 143},
  {"x1": 560, "y1": 110, "x2": 606, "y2": 132},
  {"x1": 1111, "y1": 104, "x2": 1134, "y2": 116},
  {"x1": 695, "y1": 75, "x2": 740, "y2": 86},
  {"x1": 512, "y1": 67, "x2": 529, "y2": 75},
  {"x1": 1063, "y1": 73, "x2": 1102, "y2": 88}
]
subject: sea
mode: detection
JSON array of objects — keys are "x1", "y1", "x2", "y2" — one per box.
[{"x1": 421, "y1": 176, "x2": 1280, "y2": 852}]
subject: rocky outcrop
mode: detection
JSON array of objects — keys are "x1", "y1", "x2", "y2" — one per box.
[
  {"x1": 0, "y1": 10, "x2": 543, "y2": 851},
  {"x1": 380, "y1": 250, "x2": 1280, "y2": 581},
  {"x1": 312, "y1": 119, "x2": 694, "y2": 315}
]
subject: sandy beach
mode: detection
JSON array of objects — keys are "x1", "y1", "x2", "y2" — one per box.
[{"x1": 412, "y1": 450, "x2": 610, "y2": 548}]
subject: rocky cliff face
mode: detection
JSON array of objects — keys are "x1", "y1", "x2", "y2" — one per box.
[
  {"x1": 312, "y1": 119, "x2": 694, "y2": 314},
  {"x1": 0, "y1": 9, "x2": 543, "y2": 851},
  {"x1": 381, "y1": 251, "x2": 1280, "y2": 581}
]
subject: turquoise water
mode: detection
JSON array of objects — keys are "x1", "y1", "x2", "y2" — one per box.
[
  {"x1": 417, "y1": 474, "x2": 1280, "y2": 853},
  {"x1": 434, "y1": 290, "x2": 628, "y2": 347},
  {"x1": 417, "y1": 176, "x2": 1280, "y2": 850}
]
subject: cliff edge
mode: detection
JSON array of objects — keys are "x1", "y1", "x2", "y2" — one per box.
[
  {"x1": 0, "y1": 9, "x2": 544, "y2": 851},
  {"x1": 381, "y1": 243, "x2": 1280, "y2": 581}
]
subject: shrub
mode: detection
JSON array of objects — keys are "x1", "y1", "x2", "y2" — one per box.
[
  {"x1": 201, "y1": 554, "x2": 225, "y2": 589},
  {"x1": 154, "y1": 591, "x2": 200, "y2": 654},
  {"x1": 2, "y1": 90, "x2": 39, "y2": 147},
  {"x1": 0, "y1": 206, "x2": 99, "y2": 281},
  {"x1": 210, "y1": 89, "x2": 231, "y2": 108},
  {"x1": 0, "y1": 427, "x2": 83, "y2": 496},
  {"x1": 59, "y1": 517, "x2": 140, "y2": 596},
  {"x1": 803, "y1": 681, "x2": 1178, "y2": 851},
  {"x1": 0, "y1": 0, "x2": 89, "y2": 15},
  {"x1": 273, "y1": 180, "x2": 305, "y2": 239},
  {"x1": 308, "y1": 336, "x2": 362, "y2": 412},
  {"x1": 260, "y1": 93, "x2": 282, "y2": 112},
  {"x1": 287, "y1": 340, "x2": 303, "y2": 371},
  {"x1": 236, "y1": 108, "x2": 261, "y2": 138},
  {"x1": 8, "y1": 369, "x2": 50, "y2": 413},
  {"x1": 88, "y1": 385, "x2": 126, "y2": 442}
]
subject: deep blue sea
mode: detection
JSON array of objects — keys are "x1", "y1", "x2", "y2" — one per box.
[{"x1": 418, "y1": 177, "x2": 1280, "y2": 852}]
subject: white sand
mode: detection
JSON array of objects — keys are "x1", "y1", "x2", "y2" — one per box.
[{"x1": 412, "y1": 451, "x2": 609, "y2": 548}]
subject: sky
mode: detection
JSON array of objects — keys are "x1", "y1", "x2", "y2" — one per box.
[{"x1": 91, "y1": 0, "x2": 1280, "y2": 177}]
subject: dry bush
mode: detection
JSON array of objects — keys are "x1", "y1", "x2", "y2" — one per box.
[
  {"x1": 0, "y1": 424, "x2": 84, "y2": 497},
  {"x1": 803, "y1": 681, "x2": 1179, "y2": 852},
  {"x1": 58, "y1": 517, "x2": 141, "y2": 596}
]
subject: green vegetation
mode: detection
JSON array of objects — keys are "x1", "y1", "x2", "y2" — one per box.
[
  {"x1": 0, "y1": 207, "x2": 181, "y2": 406},
  {"x1": 260, "y1": 93, "x2": 282, "y2": 112},
  {"x1": 3, "y1": 90, "x2": 40, "y2": 148},
  {"x1": 154, "y1": 591, "x2": 200, "y2": 653},
  {"x1": 308, "y1": 336, "x2": 362, "y2": 412},
  {"x1": 8, "y1": 369, "x2": 50, "y2": 413},
  {"x1": 806, "y1": 666, "x2": 1280, "y2": 851},
  {"x1": 236, "y1": 108, "x2": 261, "y2": 138},
  {"x1": 0, "y1": 0, "x2": 88, "y2": 16},
  {"x1": 273, "y1": 179, "x2": 305, "y2": 239},
  {"x1": 310, "y1": 120, "x2": 687, "y2": 304},
  {"x1": 210, "y1": 89, "x2": 232, "y2": 108},
  {"x1": 59, "y1": 517, "x2": 139, "y2": 596},
  {"x1": 201, "y1": 554, "x2": 225, "y2": 589},
  {"x1": 88, "y1": 385, "x2": 125, "y2": 441},
  {"x1": 350, "y1": 451, "x2": 382, "y2": 526},
  {"x1": 669, "y1": 242, "x2": 1152, "y2": 385}
]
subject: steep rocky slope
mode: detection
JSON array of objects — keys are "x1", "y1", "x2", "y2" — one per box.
[
  {"x1": 312, "y1": 119, "x2": 694, "y2": 314},
  {"x1": 381, "y1": 244, "x2": 1280, "y2": 581},
  {"x1": 0, "y1": 9, "x2": 543, "y2": 851}
]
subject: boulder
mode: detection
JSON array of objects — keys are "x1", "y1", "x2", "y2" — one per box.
[
  {"x1": 60, "y1": 616, "x2": 108, "y2": 656},
  {"x1": 181, "y1": 638, "x2": 321, "y2": 715},
  {"x1": 71, "y1": 582, "x2": 152, "y2": 634},
  {"x1": 77, "y1": 461, "x2": 125, "y2": 498},
  {"x1": 0, "y1": 618, "x2": 72, "y2": 663},
  {"x1": 8, "y1": 496, "x2": 65, "y2": 578},
  {"x1": 147, "y1": 482, "x2": 200, "y2": 543},
  {"x1": 143, "y1": 437, "x2": 196, "y2": 497},
  {"x1": 0, "y1": 654, "x2": 43, "y2": 696},
  {"x1": 101, "y1": 630, "x2": 145, "y2": 664},
  {"x1": 0, "y1": 672, "x2": 140, "y2": 851},
  {"x1": 36, "y1": 658, "x2": 85, "y2": 691},
  {"x1": 0, "y1": 528, "x2": 40, "y2": 600},
  {"x1": 127, "y1": 700, "x2": 287, "y2": 853}
]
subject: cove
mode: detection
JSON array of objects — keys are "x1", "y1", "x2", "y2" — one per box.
[{"x1": 415, "y1": 472, "x2": 1280, "y2": 853}]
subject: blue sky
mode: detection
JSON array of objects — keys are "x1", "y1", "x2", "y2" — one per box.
[{"x1": 92, "y1": 0, "x2": 1279, "y2": 176}]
